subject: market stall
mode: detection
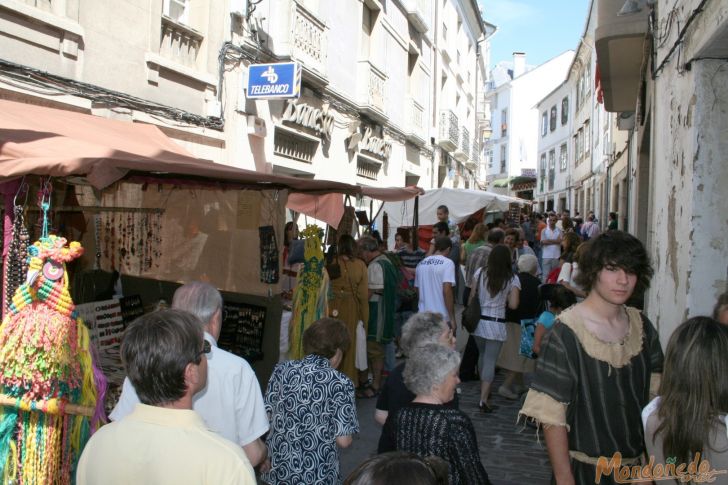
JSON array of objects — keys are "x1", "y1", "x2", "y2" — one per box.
[
  {"x1": 0, "y1": 98, "x2": 413, "y2": 483},
  {"x1": 376, "y1": 187, "x2": 530, "y2": 248}
]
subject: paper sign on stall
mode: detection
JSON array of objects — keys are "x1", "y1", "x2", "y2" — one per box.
[
  {"x1": 76, "y1": 299, "x2": 125, "y2": 350},
  {"x1": 236, "y1": 191, "x2": 261, "y2": 230}
]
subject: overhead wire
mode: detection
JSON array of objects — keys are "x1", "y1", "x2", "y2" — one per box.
[
  {"x1": 0, "y1": 58, "x2": 224, "y2": 130},
  {"x1": 651, "y1": 0, "x2": 711, "y2": 79}
]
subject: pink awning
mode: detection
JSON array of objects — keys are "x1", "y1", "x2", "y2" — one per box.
[
  {"x1": 0, "y1": 99, "x2": 360, "y2": 194},
  {"x1": 286, "y1": 193, "x2": 345, "y2": 229},
  {"x1": 286, "y1": 186, "x2": 423, "y2": 229}
]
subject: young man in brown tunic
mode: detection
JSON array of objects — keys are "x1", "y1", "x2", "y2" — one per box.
[{"x1": 519, "y1": 231, "x2": 664, "y2": 485}]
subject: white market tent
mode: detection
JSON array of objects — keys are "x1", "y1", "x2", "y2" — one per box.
[{"x1": 378, "y1": 187, "x2": 530, "y2": 229}]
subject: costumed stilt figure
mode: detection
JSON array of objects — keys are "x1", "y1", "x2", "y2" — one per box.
[
  {"x1": 288, "y1": 225, "x2": 329, "y2": 360},
  {"x1": 0, "y1": 235, "x2": 106, "y2": 485}
]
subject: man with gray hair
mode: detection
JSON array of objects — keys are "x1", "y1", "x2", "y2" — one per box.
[
  {"x1": 374, "y1": 312, "x2": 456, "y2": 452},
  {"x1": 111, "y1": 281, "x2": 269, "y2": 468},
  {"x1": 77, "y1": 310, "x2": 256, "y2": 484}
]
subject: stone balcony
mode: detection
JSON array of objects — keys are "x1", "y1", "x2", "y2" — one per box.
[
  {"x1": 437, "y1": 109, "x2": 458, "y2": 152},
  {"x1": 594, "y1": 0, "x2": 648, "y2": 112},
  {"x1": 480, "y1": 118, "x2": 493, "y2": 140},
  {"x1": 357, "y1": 60, "x2": 387, "y2": 120},
  {"x1": 273, "y1": 1, "x2": 328, "y2": 86},
  {"x1": 405, "y1": 96, "x2": 426, "y2": 146},
  {"x1": 402, "y1": 0, "x2": 429, "y2": 33},
  {"x1": 160, "y1": 16, "x2": 203, "y2": 69},
  {"x1": 454, "y1": 125, "x2": 470, "y2": 162}
]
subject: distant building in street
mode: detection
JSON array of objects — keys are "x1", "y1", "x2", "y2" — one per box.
[
  {"x1": 533, "y1": 2, "x2": 627, "y2": 222},
  {"x1": 484, "y1": 50, "x2": 574, "y2": 200},
  {"x1": 534, "y1": 80, "x2": 572, "y2": 213}
]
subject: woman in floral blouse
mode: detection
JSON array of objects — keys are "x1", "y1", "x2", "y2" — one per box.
[{"x1": 263, "y1": 318, "x2": 359, "y2": 485}]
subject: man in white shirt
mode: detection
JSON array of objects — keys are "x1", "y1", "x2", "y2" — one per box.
[
  {"x1": 581, "y1": 214, "x2": 601, "y2": 240},
  {"x1": 541, "y1": 213, "x2": 563, "y2": 282},
  {"x1": 110, "y1": 281, "x2": 269, "y2": 468},
  {"x1": 415, "y1": 236, "x2": 457, "y2": 329},
  {"x1": 77, "y1": 309, "x2": 256, "y2": 485}
]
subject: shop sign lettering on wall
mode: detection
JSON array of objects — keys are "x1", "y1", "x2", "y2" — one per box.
[
  {"x1": 281, "y1": 99, "x2": 334, "y2": 140},
  {"x1": 360, "y1": 126, "x2": 392, "y2": 160}
]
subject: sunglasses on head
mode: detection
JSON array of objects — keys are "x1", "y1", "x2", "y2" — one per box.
[{"x1": 194, "y1": 340, "x2": 211, "y2": 362}]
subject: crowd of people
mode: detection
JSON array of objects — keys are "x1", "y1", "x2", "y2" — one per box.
[{"x1": 76, "y1": 206, "x2": 728, "y2": 485}]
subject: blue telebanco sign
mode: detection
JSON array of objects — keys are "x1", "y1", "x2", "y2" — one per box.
[{"x1": 246, "y1": 62, "x2": 301, "y2": 99}]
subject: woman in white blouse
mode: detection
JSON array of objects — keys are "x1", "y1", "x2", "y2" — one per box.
[
  {"x1": 557, "y1": 243, "x2": 587, "y2": 299},
  {"x1": 642, "y1": 317, "x2": 728, "y2": 477},
  {"x1": 468, "y1": 245, "x2": 520, "y2": 413}
]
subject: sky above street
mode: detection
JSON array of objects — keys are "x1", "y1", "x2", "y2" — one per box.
[{"x1": 480, "y1": 0, "x2": 590, "y2": 69}]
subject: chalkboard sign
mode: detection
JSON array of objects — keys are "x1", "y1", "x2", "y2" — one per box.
[
  {"x1": 217, "y1": 301, "x2": 267, "y2": 362},
  {"x1": 119, "y1": 295, "x2": 145, "y2": 325},
  {"x1": 508, "y1": 203, "x2": 522, "y2": 225}
]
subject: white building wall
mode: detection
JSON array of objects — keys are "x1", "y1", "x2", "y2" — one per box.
[
  {"x1": 535, "y1": 80, "x2": 573, "y2": 212},
  {"x1": 636, "y1": 0, "x2": 728, "y2": 343},
  {"x1": 0, "y1": 0, "x2": 227, "y2": 161},
  {"x1": 432, "y1": 0, "x2": 485, "y2": 190},
  {"x1": 485, "y1": 51, "x2": 573, "y2": 195},
  {"x1": 248, "y1": 0, "x2": 438, "y2": 189},
  {"x1": 486, "y1": 85, "x2": 511, "y2": 183},
  {"x1": 0, "y1": 0, "x2": 490, "y2": 196}
]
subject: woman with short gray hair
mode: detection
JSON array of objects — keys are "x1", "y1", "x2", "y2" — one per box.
[
  {"x1": 399, "y1": 312, "x2": 453, "y2": 355},
  {"x1": 380, "y1": 344, "x2": 491, "y2": 485},
  {"x1": 374, "y1": 312, "x2": 455, "y2": 436}
]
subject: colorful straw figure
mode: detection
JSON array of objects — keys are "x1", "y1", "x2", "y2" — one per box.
[
  {"x1": 0, "y1": 235, "x2": 106, "y2": 485},
  {"x1": 288, "y1": 225, "x2": 329, "y2": 360}
]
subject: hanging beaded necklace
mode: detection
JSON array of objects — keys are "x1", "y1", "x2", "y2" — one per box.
[{"x1": 3, "y1": 206, "x2": 30, "y2": 315}]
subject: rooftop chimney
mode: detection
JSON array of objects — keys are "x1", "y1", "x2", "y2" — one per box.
[{"x1": 513, "y1": 52, "x2": 526, "y2": 78}]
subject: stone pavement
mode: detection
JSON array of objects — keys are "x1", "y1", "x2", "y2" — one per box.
[{"x1": 340, "y1": 369, "x2": 552, "y2": 484}]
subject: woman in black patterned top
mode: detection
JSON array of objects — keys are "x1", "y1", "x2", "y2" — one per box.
[
  {"x1": 381, "y1": 344, "x2": 491, "y2": 485},
  {"x1": 263, "y1": 318, "x2": 359, "y2": 485}
]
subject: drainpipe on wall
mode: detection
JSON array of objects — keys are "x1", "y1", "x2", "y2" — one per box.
[
  {"x1": 432, "y1": 3, "x2": 440, "y2": 188},
  {"x1": 625, "y1": 134, "x2": 632, "y2": 232},
  {"x1": 605, "y1": 162, "x2": 611, "y2": 228},
  {"x1": 475, "y1": 39, "x2": 481, "y2": 185}
]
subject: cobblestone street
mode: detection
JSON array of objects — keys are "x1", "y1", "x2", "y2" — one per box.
[{"x1": 341, "y1": 369, "x2": 552, "y2": 484}]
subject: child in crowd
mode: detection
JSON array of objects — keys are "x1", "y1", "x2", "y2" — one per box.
[{"x1": 532, "y1": 285, "x2": 576, "y2": 356}]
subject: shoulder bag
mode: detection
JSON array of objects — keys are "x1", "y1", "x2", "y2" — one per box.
[{"x1": 462, "y1": 272, "x2": 482, "y2": 333}]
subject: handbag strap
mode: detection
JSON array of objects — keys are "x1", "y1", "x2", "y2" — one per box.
[
  {"x1": 473, "y1": 270, "x2": 482, "y2": 301},
  {"x1": 341, "y1": 257, "x2": 360, "y2": 316}
]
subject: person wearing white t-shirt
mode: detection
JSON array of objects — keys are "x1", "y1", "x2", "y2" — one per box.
[
  {"x1": 415, "y1": 236, "x2": 456, "y2": 330},
  {"x1": 557, "y1": 244, "x2": 587, "y2": 300},
  {"x1": 111, "y1": 281, "x2": 270, "y2": 469},
  {"x1": 541, "y1": 213, "x2": 563, "y2": 282}
]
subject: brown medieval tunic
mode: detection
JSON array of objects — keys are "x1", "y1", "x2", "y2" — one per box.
[{"x1": 519, "y1": 306, "x2": 664, "y2": 484}]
